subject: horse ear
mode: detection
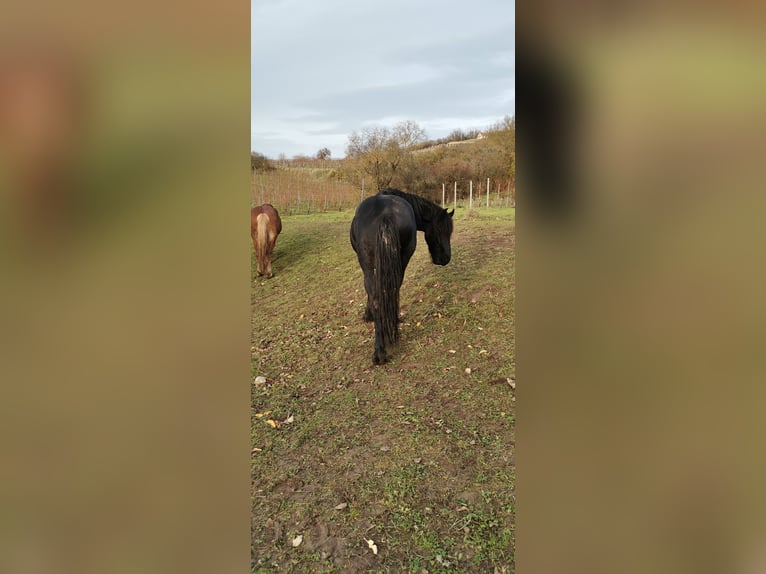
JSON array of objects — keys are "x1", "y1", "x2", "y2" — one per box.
[{"x1": 447, "y1": 209, "x2": 454, "y2": 217}]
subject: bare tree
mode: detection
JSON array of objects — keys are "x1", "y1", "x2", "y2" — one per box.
[
  {"x1": 316, "y1": 147, "x2": 331, "y2": 160},
  {"x1": 346, "y1": 121, "x2": 426, "y2": 190}
]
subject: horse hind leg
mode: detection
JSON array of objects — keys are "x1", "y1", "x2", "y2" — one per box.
[
  {"x1": 372, "y1": 315, "x2": 387, "y2": 365},
  {"x1": 363, "y1": 269, "x2": 374, "y2": 321},
  {"x1": 264, "y1": 234, "x2": 277, "y2": 278},
  {"x1": 264, "y1": 250, "x2": 273, "y2": 278}
]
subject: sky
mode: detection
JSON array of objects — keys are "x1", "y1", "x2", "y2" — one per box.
[{"x1": 251, "y1": 0, "x2": 514, "y2": 159}]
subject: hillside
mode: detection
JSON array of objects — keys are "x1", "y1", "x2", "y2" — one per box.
[{"x1": 251, "y1": 117, "x2": 515, "y2": 214}]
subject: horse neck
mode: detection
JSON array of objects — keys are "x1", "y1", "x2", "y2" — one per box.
[{"x1": 402, "y1": 195, "x2": 437, "y2": 231}]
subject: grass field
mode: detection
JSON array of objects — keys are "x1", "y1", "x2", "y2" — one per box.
[{"x1": 251, "y1": 207, "x2": 515, "y2": 572}]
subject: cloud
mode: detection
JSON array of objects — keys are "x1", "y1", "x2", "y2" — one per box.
[{"x1": 251, "y1": 0, "x2": 515, "y2": 157}]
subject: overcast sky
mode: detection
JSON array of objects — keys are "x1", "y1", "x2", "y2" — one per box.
[{"x1": 251, "y1": 0, "x2": 514, "y2": 159}]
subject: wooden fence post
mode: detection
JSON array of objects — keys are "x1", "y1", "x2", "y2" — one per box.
[{"x1": 453, "y1": 181, "x2": 457, "y2": 212}]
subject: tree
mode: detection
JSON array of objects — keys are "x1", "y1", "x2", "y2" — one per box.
[
  {"x1": 345, "y1": 120, "x2": 426, "y2": 190},
  {"x1": 251, "y1": 152, "x2": 274, "y2": 172},
  {"x1": 316, "y1": 147, "x2": 331, "y2": 160},
  {"x1": 489, "y1": 115, "x2": 515, "y2": 179}
]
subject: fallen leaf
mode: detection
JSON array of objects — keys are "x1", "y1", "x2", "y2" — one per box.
[
  {"x1": 254, "y1": 410, "x2": 271, "y2": 418},
  {"x1": 464, "y1": 367, "x2": 472, "y2": 375},
  {"x1": 283, "y1": 415, "x2": 294, "y2": 424},
  {"x1": 254, "y1": 376, "x2": 267, "y2": 385},
  {"x1": 266, "y1": 419, "x2": 279, "y2": 429},
  {"x1": 507, "y1": 377, "x2": 516, "y2": 389},
  {"x1": 380, "y1": 446, "x2": 390, "y2": 452},
  {"x1": 365, "y1": 538, "x2": 378, "y2": 555},
  {"x1": 334, "y1": 502, "x2": 348, "y2": 510},
  {"x1": 251, "y1": 447, "x2": 262, "y2": 453},
  {"x1": 292, "y1": 535, "x2": 303, "y2": 547},
  {"x1": 479, "y1": 349, "x2": 488, "y2": 355},
  {"x1": 448, "y1": 349, "x2": 456, "y2": 354}
]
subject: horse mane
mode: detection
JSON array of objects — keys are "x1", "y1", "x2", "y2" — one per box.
[{"x1": 379, "y1": 188, "x2": 445, "y2": 228}]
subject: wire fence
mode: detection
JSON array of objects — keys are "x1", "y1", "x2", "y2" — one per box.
[{"x1": 251, "y1": 169, "x2": 515, "y2": 216}]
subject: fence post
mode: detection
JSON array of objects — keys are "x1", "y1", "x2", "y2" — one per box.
[
  {"x1": 469, "y1": 180, "x2": 473, "y2": 209},
  {"x1": 487, "y1": 178, "x2": 490, "y2": 208},
  {"x1": 453, "y1": 181, "x2": 457, "y2": 211}
]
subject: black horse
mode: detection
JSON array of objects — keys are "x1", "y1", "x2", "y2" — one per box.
[{"x1": 350, "y1": 188, "x2": 454, "y2": 365}]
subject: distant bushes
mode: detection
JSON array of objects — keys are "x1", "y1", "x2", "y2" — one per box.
[
  {"x1": 383, "y1": 115, "x2": 515, "y2": 203},
  {"x1": 251, "y1": 152, "x2": 275, "y2": 172}
]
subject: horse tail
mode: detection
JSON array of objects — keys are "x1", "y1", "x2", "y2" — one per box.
[
  {"x1": 374, "y1": 215, "x2": 402, "y2": 349},
  {"x1": 255, "y1": 212, "x2": 270, "y2": 265}
]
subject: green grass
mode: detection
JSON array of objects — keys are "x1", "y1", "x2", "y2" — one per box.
[{"x1": 252, "y1": 207, "x2": 514, "y2": 572}]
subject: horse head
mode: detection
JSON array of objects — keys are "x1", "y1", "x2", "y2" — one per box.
[{"x1": 424, "y1": 208, "x2": 454, "y2": 265}]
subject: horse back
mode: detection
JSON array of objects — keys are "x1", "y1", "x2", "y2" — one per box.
[{"x1": 351, "y1": 195, "x2": 416, "y2": 255}]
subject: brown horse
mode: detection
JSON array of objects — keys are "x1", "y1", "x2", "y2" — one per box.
[{"x1": 251, "y1": 204, "x2": 282, "y2": 278}]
